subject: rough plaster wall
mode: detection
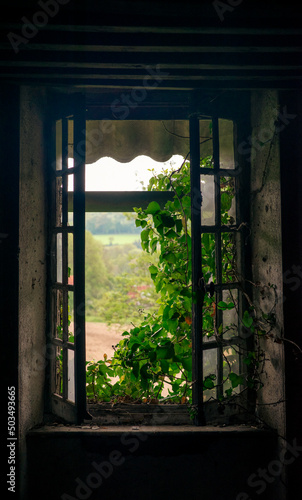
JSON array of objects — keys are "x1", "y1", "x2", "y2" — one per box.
[
  {"x1": 250, "y1": 90, "x2": 286, "y2": 432},
  {"x1": 19, "y1": 87, "x2": 47, "y2": 494}
]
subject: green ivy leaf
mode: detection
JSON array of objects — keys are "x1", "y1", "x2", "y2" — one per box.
[
  {"x1": 242, "y1": 310, "x2": 253, "y2": 328},
  {"x1": 182, "y1": 357, "x2": 192, "y2": 372},
  {"x1": 160, "y1": 359, "x2": 170, "y2": 374},
  {"x1": 146, "y1": 201, "x2": 161, "y2": 214},
  {"x1": 203, "y1": 374, "x2": 216, "y2": 390},
  {"x1": 141, "y1": 228, "x2": 150, "y2": 241},
  {"x1": 163, "y1": 252, "x2": 177, "y2": 264},
  {"x1": 140, "y1": 363, "x2": 152, "y2": 380},
  {"x1": 156, "y1": 344, "x2": 174, "y2": 360},
  {"x1": 149, "y1": 264, "x2": 158, "y2": 277},
  {"x1": 218, "y1": 301, "x2": 228, "y2": 310},
  {"x1": 229, "y1": 372, "x2": 244, "y2": 388}
]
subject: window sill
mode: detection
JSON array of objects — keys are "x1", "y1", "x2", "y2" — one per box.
[
  {"x1": 28, "y1": 422, "x2": 269, "y2": 437},
  {"x1": 84, "y1": 396, "x2": 255, "y2": 426}
]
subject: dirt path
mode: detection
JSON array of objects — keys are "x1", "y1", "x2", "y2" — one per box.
[{"x1": 85, "y1": 322, "x2": 129, "y2": 361}]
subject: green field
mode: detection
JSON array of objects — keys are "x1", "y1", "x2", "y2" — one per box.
[{"x1": 93, "y1": 233, "x2": 141, "y2": 246}]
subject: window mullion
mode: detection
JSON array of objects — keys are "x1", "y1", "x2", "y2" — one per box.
[
  {"x1": 73, "y1": 103, "x2": 87, "y2": 423},
  {"x1": 190, "y1": 116, "x2": 205, "y2": 426}
]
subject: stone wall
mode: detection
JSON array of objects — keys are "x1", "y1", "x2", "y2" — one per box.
[
  {"x1": 19, "y1": 86, "x2": 48, "y2": 494},
  {"x1": 250, "y1": 90, "x2": 286, "y2": 499}
]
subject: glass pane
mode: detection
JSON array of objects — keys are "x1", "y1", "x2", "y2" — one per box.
[
  {"x1": 68, "y1": 349, "x2": 75, "y2": 402},
  {"x1": 56, "y1": 233, "x2": 63, "y2": 283},
  {"x1": 54, "y1": 289, "x2": 63, "y2": 340},
  {"x1": 222, "y1": 289, "x2": 239, "y2": 339},
  {"x1": 219, "y1": 119, "x2": 234, "y2": 170},
  {"x1": 221, "y1": 176, "x2": 236, "y2": 225},
  {"x1": 203, "y1": 348, "x2": 217, "y2": 401},
  {"x1": 68, "y1": 119, "x2": 74, "y2": 160},
  {"x1": 223, "y1": 347, "x2": 241, "y2": 394},
  {"x1": 55, "y1": 177, "x2": 63, "y2": 227},
  {"x1": 201, "y1": 175, "x2": 215, "y2": 225},
  {"x1": 199, "y1": 119, "x2": 213, "y2": 159},
  {"x1": 68, "y1": 174, "x2": 74, "y2": 226},
  {"x1": 202, "y1": 232, "x2": 216, "y2": 283},
  {"x1": 221, "y1": 232, "x2": 236, "y2": 283},
  {"x1": 203, "y1": 294, "x2": 215, "y2": 341},
  {"x1": 68, "y1": 232, "x2": 74, "y2": 280},
  {"x1": 68, "y1": 291, "x2": 74, "y2": 343},
  {"x1": 55, "y1": 346, "x2": 63, "y2": 396},
  {"x1": 56, "y1": 120, "x2": 62, "y2": 171}
]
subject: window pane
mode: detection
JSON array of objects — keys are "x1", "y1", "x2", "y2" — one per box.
[
  {"x1": 223, "y1": 347, "x2": 240, "y2": 393},
  {"x1": 202, "y1": 294, "x2": 215, "y2": 341},
  {"x1": 222, "y1": 289, "x2": 239, "y2": 339},
  {"x1": 68, "y1": 232, "x2": 74, "y2": 279},
  {"x1": 219, "y1": 119, "x2": 234, "y2": 170},
  {"x1": 221, "y1": 176, "x2": 236, "y2": 225},
  {"x1": 56, "y1": 233, "x2": 63, "y2": 283},
  {"x1": 68, "y1": 119, "x2": 74, "y2": 160},
  {"x1": 201, "y1": 175, "x2": 215, "y2": 225},
  {"x1": 68, "y1": 349, "x2": 75, "y2": 402},
  {"x1": 55, "y1": 347, "x2": 63, "y2": 396},
  {"x1": 54, "y1": 289, "x2": 63, "y2": 340},
  {"x1": 56, "y1": 177, "x2": 63, "y2": 227},
  {"x1": 68, "y1": 291, "x2": 74, "y2": 343},
  {"x1": 203, "y1": 348, "x2": 217, "y2": 401},
  {"x1": 199, "y1": 119, "x2": 213, "y2": 159},
  {"x1": 56, "y1": 120, "x2": 62, "y2": 171},
  {"x1": 221, "y1": 232, "x2": 236, "y2": 283},
  {"x1": 68, "y1": 174, "x2": 74, "y2": 226},
  {"x1": 202, "y1": 232, "x2": 216, "y2": 283}
]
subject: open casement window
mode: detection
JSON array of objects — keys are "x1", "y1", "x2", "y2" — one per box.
[
  {"x1": 49, "y1": 100, "x2": 87, "y2": 423},
  {"x1": 190, "y1": 116, "x2": 248, "y2": 424},
  {"x1": 49, "y1": 97, "x2": 250, "y2": 426}
]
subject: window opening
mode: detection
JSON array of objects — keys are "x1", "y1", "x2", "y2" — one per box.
[{"x1": 49, "y1": 114, "x2": 249, "y2": 425}]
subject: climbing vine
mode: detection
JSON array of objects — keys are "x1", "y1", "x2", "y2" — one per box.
[{"x1": 85, "y1": 158, "x2": 278, "y2": 407}]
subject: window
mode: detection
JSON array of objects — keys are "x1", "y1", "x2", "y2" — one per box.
[{"x1": 48, "y1": 96, "x2": 250, "y2": 425}]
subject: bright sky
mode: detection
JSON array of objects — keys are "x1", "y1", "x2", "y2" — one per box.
[{"x1": 69, "y1": 155, "x2": 184, "y2": 191}]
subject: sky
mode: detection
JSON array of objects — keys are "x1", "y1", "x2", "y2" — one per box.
[{"x1": 68, "y1": 154, "x2": 184, "y2": 191}]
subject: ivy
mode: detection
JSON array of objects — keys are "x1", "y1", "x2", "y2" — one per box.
[{"x1": 85, "y1": 158, "x2": 274, "y2": 406}]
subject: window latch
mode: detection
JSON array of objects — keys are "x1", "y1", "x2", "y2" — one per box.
[{"x1": 199, "y1": 278, "x2": 215, "y2": 297}]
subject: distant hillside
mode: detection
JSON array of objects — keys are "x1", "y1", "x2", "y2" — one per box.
[{"x1": 86, "y1": 212, "x2": 141, "y2": 235}]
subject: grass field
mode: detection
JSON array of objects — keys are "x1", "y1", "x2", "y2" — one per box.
[{"x1": 93, "y1": 233, "x2": 141, "y2": 246}]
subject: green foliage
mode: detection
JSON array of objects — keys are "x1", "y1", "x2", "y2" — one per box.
[
  {"x1": 85, "y1": 159, "x2": 269, "y2": 405},
  {"x1": 86, "y1": 212, "x2": 141, "y2": 235},
  {"x1": 83, "y1": 231, "x2": 159, "y2": 323}
]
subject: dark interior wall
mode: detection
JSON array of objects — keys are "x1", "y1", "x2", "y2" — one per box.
[
  {"x1": 0, "y1": 84, "x2": 20, "y2": 390},
  {"x1": 279, "y1": 90, "x2": 302, "y2": 500},
  {"x1": 26, "y1": 427, "x2": 278, "y2": 500},
  {"x1": 18, "y1": 86, "x2": 48, "y2": 495},
  {"x1": 0, "y1": 85, "x2": 20, "y2": 499}
]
